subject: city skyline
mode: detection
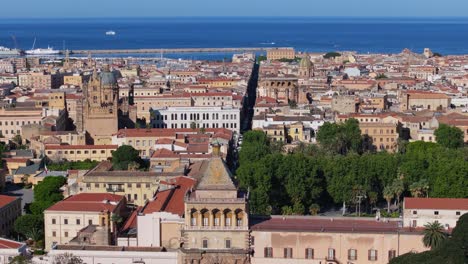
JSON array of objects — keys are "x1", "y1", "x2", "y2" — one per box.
[{"x1": 1, "y1": 0, "x2": 468, "y2": 18}]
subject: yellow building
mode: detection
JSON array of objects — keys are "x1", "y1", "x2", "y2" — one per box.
[
  {"x1": 0, "y1": 195, "x2": 21, "y2": 237},
  {"x1": 45, "y1": 145, "x2": 117, "y2": 162},
  {"x1": 197, "y1": 78, "x2": 240, "y2": 88},
  {"x1": 360, "y1": 122, "x2": 399, "y2": 152},
  {"x1": 266, "y1": 48, "x2": 295, "y2": 60},
  {"x1": 262, "y1": 125, "x2": 286, "y2": 143},
  {"x1": 44, "y1": 193, "x2": 126, "y2": 251},
  {"x1": 79, "y1": 161, "x2": 182, "y2": 206},
  {"x1": 251, "y1": 216, "x2": 427, "y2": 264},
  {"x1": 287, "y1": 122, "x2": 304, "y2": 142},
  {"x1": 63, "y1": 74, "x2": 83, "y2": 87},
  {"x1": 400, "y1": 91, "x2": 450, "y2": 111}
]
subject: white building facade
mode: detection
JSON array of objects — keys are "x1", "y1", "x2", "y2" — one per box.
[
  {"x1": 150, "y1": 106, "x2": 241, "y2": 133},
  {"x1": 403, "y1": 197, "x2": 468, "y2": 229}
]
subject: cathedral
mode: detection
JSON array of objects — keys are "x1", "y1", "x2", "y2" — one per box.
[{"x1": 83, "y1": 66, "x2": 119, "y2": 145}]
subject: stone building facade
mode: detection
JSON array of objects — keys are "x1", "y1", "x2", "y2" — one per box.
[
  {"x1": 181, "y1": 157, "x2": 250, "y2": 264},
  {"x1": 83, "y1": 68, "x2": 119, "y2": 145}
]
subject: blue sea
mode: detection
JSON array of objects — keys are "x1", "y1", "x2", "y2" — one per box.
[{"x1": 1, "y1": 17, "x2": 468, "y2": 60}]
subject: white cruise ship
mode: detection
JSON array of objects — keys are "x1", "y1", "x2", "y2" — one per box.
[
  {"x1": 106, "y1": 30, "x2": 116, "y2": 36},
  {"x1": 25, "y1": 47, "x2": 60, "y2": 55},
  {"x1": 25, "y1": 38, "x2": 60, "y2": 55}
]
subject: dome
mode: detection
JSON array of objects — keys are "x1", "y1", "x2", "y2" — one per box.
[
  {"x1": 100, "y1": 71, "x2": 117, "y2": 86},
  {"x1": 299, "y1": 55, "x2": 312, "y2": 69}
]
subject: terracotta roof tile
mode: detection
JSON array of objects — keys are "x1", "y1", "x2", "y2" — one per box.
[
  {"x1": 143, "y1": 176, "x2": 196, "y2": 216},
  {"x1": 46, "y1": 193, "x2": 124, "y2": 212},
  {"x1": 404, "y1": 198, "x2": 468, "y2": 210},
  {"x1": 0, "y1": 195, "x2": 18, "y2": 208},
  {"x1": 0, "y1": 238, "x2": 24, "y2": 249}
]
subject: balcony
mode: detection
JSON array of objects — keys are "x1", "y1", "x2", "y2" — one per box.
[
  {"x1": 183, "y1": 225, "x2": 248, "y2": 231},
  {"x1": 184, "y1": 197, "x2": 246, "y2": 204},
  {"x1": 106, "y1": 187, "x2": 125, "y2": 193}
]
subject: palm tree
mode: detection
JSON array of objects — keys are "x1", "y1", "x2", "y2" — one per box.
[
  {"x1": 392, "y1": 179, "x2": 404, "y2": 207},
  {"x1": 423, "y1": 221, "x2": 447, "y2": 249},
  {"x1": 383, "y1": 186, "x2": 393, "y2": 213},
  {"x1": 410, "y1": 179, "x2": 430, "y2": 198}
]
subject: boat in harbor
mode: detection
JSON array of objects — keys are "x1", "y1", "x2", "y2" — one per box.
[
  {"x1": 106, "y1": 30, "x2": 116, "y2": 36},
  {"x1": 0, "y1": 46, "x2": 21, "y2": 56},
  {"x1": 25, "y1": 38, "x2": 60, "y2": 55}
]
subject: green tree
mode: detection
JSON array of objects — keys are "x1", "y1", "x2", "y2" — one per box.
[
  {"x1": 316, "y1": 119, "x2": 362, "y2": 155},
  {"x1": 111, "y1": 145, "x2": 141, "y2": 170},
  {"x1": 383, "y1": 185, "x2": 394, "y2": 213},
  {"x1": 375, "y1": 73, "x2": 388, "y2": 79},
  {"x1": 14, "y1": 214, "x2": 44, "y2": 240},
  {"x1": 423, "y1": 221, "x2": 447, "y2": 249},
  {"x1": 33, "y1": 176, "x2": 66, "y2": 204},
  {"x1": 409, "y1": 179, "x2": 430, "y2": 198},
  {"x1": 9, "y1": 256, "x2": 31, "y2": 264},
  {"x1": 434, "y1": 124, "x2": 464, "y2": 149},
  {"x1": 392, "y1": 178, "x2": 405, "y2": 207},
  {"x1": 309, "y1": 203, "x2": 320, "y2": 215}
]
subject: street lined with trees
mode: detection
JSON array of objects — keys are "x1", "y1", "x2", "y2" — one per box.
[{"x1": 236, "y1": 120, "x2": 467, "y2": 216}]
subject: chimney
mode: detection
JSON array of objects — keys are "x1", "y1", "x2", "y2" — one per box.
[{"x1": 212, "y1": 141, "x2": 221, "y2": 157}]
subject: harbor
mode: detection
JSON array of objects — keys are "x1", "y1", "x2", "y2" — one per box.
[{"x1": 70, "y1": 47, "x2": 284, "y2": 55}]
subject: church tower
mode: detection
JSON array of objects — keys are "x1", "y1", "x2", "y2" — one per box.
[
  {"x1": 298, "y1": 54, "x2": 313, "y2": 78},
  {"x1": 83, "y1": 65, "x2": 119, "y2": 144}
]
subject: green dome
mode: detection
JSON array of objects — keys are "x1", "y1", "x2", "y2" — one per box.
[{"x1": 299, "y1": 55, "x2": 312, "y2": 69}]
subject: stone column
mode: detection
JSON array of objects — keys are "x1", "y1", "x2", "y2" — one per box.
[
  {"x1": 198, "y1": 212, "x2": 202, "y2": 227},
  {"x1": 209, "y1": 211, "x2": 214, "y2": 227},
  {"x1": 221, "y1": 213, "x2": 225, "y2": 227}
]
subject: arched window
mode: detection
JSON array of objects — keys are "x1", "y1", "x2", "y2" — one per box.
[
  {"x1": 224, "y1": 209, "x2": 232, "y2": 226},
  {"x1": 235, "y1": 209, "x2": 244, "y2": 227},
  {"x1": 190, "y1": 209, "x2": 198, "y2": 226},
  {"x1": 201, "y1": 209, "x2": 210, "y2": 226},
  {"x1": 213, "y1": 209, "x2": 221, "y2": 226}
]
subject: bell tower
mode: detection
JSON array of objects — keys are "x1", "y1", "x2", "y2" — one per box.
[{"x1": 83, "y1": 66, "x2": 119, "y2": 144}]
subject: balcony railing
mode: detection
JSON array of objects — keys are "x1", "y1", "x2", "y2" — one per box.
[
  {"x1": 106, "y1": 187, "x2": 125, "y2": 192},
  {"x1": 183, "y1": 225, "x2": 248, "y2": 231},
  {"x1": 185, "y1": 197, "x2": 246, "y2": 203}
]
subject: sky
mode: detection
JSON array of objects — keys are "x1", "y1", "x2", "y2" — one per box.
[{"x1": 1, "y1": 0, "x2": 467, "y2": 18}]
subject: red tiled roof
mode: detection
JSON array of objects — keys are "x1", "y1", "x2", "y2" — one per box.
[
  {"x1": 404, "y1": 198, "x2": 468, "y2": 210},
  {"x1": 143, "y1": 176, "x2": 196, "y2": 216},
  {"x1": 46, "y1": 193, "x2": 124, "y2": 212},
  {"x1": 151, "y1": 148, "x2": 179, "y2": 158},
  {"x1": 45, "y1": 145, "x2": 118, "y2": 150},
  {"x1": 191, "y1": 92, "x2": 232, "y2": 97},
  {"x1": 0, "y1": 238, "x2": 23, "y2": 249},
  {"x1": 186, "y1": 144, "x2": 209, "y2": 153},
  {"x1": 251, "y1": 216, "x2": 404, "y2": 233},
  {"x1": 121, "y1": 207, "x2": 140, "y2": 233},
  {"x1": 406, "y1": 91, "x2": 450, "y2": 99},
  {"x1": 155, "y1": 138, "x2": 175, "y2": 145},
  {"x1": 2, "y1": 158, "x2": 30, "y2": 163},
  {"x1": 0, "y1": 195, "x2": 18, "y2": 208}
]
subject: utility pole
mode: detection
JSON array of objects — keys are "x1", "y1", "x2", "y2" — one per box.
[{"x1": 356, "y1": 194, "x2": 366, "y2": 217}]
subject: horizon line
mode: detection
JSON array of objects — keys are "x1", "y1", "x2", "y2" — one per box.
[{"x1": 2, "y1": 15, "x2": 468, "y2": 20}]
